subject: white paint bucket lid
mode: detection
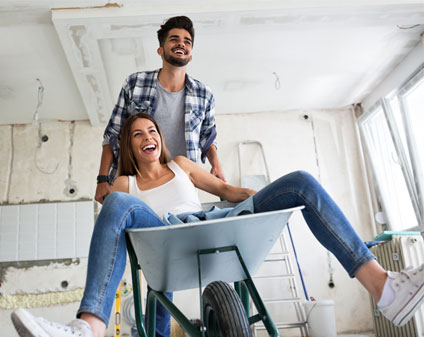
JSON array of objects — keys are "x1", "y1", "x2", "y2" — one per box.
[{"x1": 306, "y1": 299, "x2": 334, "y2": 306}]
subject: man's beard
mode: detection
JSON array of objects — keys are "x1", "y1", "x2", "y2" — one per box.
[{"x1": 163, "y1": 49, "x2": 190, "y2": 67}]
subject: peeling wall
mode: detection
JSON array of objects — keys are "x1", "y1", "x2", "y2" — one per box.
[
  {"x1": 0, "y1": 111, "x2": 375, "y2": 336},
  {"x1": 0, "y1": 120, "x2": 103, "y2": 204},
  {"x1": 0, "y1": 120, "x2": 110, "y2": 335},
  {"x1": 1, "y1": 259, "x2": 85, "y2": 309}
]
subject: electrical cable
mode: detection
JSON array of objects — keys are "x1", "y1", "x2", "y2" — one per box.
[
  {"x1": 122, "y1": 295, "x2": 136, "y2": 325},
  {"x1": 34, "y1": 123, "x2": 59, "y2": 175},
  {"x1": 272, "y1": 72, "x2": 281, "y2": 90},
  {"x1": 396, "y1": 24, "x2": 421, "y2": 30},
  {"x1": 32, "y1": 78, "x2": 59, "y2": 175},
  {"x1": 4, "y1": 126, "x2": 14, "y2": 201},
  {"x1": 32, "y1": 79, "x2": 43, "y2": 125},
  {"x1": 327, "y1": 250, "x2": 335, "y2": 288}
]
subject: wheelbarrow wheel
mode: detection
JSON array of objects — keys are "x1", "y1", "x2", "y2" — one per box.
[{"x1": 203, "y1": 281, "x2": 252, "y2": 337}]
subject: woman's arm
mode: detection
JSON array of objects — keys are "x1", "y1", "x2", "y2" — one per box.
[
  {"x1": 111, "y1": 176, "x2": 130, "y2": 193},
  {"x1": 174, "y1": 156, "x2": 256, "y2": 202}
]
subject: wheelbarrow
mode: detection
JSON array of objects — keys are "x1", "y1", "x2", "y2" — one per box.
[{"x1": 125, "y1": 203, "x2": 303, "y2": 337}]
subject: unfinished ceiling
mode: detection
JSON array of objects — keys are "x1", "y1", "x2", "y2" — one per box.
[{"x1": 0, "y1": 0, "x2": 423, "y2": 126}]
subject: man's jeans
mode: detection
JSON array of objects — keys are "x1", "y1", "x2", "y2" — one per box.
[{"x1": 77, "y1": 171, "x2": 374, "y2": 337}]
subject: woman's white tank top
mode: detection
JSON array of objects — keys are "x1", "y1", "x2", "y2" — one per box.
[{"x1": 128, "y1": 160, "x2": 203, "y2": 218}]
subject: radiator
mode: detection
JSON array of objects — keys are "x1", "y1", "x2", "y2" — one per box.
[{"x1": 370, "y1": 234, "x2": 424, "y2": 337}]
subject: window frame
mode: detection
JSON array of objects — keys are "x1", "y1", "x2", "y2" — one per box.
[{"x1": 358, "y1": 62, "x2": 424, "y2": 232}]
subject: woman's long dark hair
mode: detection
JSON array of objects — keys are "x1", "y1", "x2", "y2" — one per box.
[{"x1": 118, "y1": 113, "x2": 170, "y2": 177}]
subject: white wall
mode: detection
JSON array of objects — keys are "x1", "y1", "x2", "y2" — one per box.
[
  {"x1": 362, "y1": 42, "x2": 424, "y2": 112},
  {"x1": 0, "y1": 109, "x2": 375, "y2": 336},
  {"x1": 215, "y1": 110, "x2": 375, "y2": 335}
]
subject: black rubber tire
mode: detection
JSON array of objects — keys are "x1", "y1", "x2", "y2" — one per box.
[{"x1": 202, "y1": 281, "x2": 252, "y2": 337}]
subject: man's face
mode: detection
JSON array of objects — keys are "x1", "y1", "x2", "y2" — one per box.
[{"x1": 159, "y1": 28, "x2": 193, "y2": 67}]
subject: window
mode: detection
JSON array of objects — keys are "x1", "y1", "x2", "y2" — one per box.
[{"x1": 358, "y1": 64, "x2": 424, "y2": 232}]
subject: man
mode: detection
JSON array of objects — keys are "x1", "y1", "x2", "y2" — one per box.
[{"x1": 95, "y1": 16, "x2": 225, "y2": 203}]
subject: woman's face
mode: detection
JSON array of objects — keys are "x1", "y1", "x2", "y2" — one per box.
[{"x1": 130, "y1": 118, "x2": 162, "y2": 164}]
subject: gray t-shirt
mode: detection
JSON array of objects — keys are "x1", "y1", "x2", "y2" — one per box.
[{"x1": 154, "y1": 81, "x2": 186, "y2": 158}]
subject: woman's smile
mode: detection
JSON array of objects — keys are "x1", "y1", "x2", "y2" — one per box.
[
  {"x1": 142, "y1": 144, "x2": 157, "y2": 153},
  {"x1": 130, "y1": 118, "x2": 162, "y2": 161}
]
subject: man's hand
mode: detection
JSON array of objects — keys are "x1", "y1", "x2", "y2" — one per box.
[
  {"x1": 95, "y1": 145, "x2": 114, "y2": 204},
  {"x1": 95, "y1": 182, "x2": 112, "y2": 204},
  {"x1": 210, "y1": 163, "x2": 226, "y2": 182},
  {"x1": 206, "y1": 145, "x2": 226, "y2": 182}
]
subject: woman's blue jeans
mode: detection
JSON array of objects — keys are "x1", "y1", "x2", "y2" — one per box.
[
  {"x1": 77, "y1": 192, "x2": 172, "y2": 337},
  {"x1": 252, "y1": 171, "x2": 374, "y2": 277},
  {"x1": 77, "y1": 171, "x2": 374, "y2": 337}
]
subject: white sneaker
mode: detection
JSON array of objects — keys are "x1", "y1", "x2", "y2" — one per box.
[
  {"x1": 11, "y1": 308, "x2": 93, "y2": 337},
  {"x1": 379, "y1": 264, "x2": 424, "y2": 327}
]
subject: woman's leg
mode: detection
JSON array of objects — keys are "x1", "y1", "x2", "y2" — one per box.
[
  {"x1": 252, "y1": 170, "x2": 424, "y2": 328},
  {"x1": 79, "y1": 313, "x2": 106, "y2": 337},
  {"x1": 11, "y1": 192, "x2": 171, "y2": 337},
  {"x1": 146, "y1": 286, "x2": 173, "y2": 337},
  {"x1": 252, "y1": 170, "x2": 375, "y2": 278},
  {"x1": 77, "y1": 192, "x2": 170, "y2": 335},
  {"x1": 354, "y1": 260, "x2": 387, "y2": 301}
]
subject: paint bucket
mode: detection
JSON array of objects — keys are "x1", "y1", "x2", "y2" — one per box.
[{"x1": 303, "y1": 300, "x2": 337, "y2": 337}]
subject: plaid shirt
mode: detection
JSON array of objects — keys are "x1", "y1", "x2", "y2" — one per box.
[{"x1": 103, "y1": 69, "x2": 217, "y2": 182}]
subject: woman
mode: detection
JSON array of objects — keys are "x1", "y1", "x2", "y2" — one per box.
[{"x1": 11, "y1": 113, "x2": 424, "y2": 337}]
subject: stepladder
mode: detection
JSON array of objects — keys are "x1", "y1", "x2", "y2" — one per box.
[{"x1": 238, "y1": 140, "x2": 309, "y2": 337}]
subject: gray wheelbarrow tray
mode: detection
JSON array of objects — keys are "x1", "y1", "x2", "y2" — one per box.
[{"x1": 126, "y1": 205, "x2": 303, "y2": 337}]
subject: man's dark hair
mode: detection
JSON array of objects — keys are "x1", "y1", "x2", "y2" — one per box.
[{"x1": 157, "y1": 16, "x2": 195, "y2": 47}]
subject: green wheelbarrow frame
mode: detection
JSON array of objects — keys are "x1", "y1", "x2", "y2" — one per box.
[{"x1": 125, "y1": 206, "x2": 303, "y2": 337}]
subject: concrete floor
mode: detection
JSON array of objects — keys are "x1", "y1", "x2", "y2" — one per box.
[
  {"x1": 254, "y1": 332, "x2": 375, "y2": 337},
  {"x1": 339, "y1": 335, "x2": 375, "y2": 337}
]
